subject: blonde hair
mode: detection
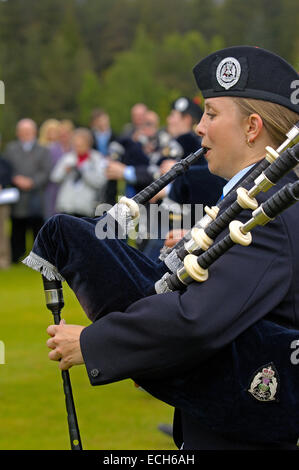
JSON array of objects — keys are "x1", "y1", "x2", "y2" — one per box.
[
  {"x1": 59, "y1": 119, "x2": 74, "y2": 132},
  {"x1": 232, "y1": 98, "x2": 299, "y2": 148},
  {"x1": 39, "y1": 119, "x2": 60, "y2": 146}
]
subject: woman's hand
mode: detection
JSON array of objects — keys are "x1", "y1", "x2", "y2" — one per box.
[{"x1": 46, "y1": 320, "x2": 85, "y2": 370}]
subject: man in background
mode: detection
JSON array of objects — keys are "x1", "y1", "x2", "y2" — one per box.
[
  {"x1": 121, "y1": 102, "x2": 148, "y2": 138},
  {"x1": 4, "y1": 118, "x2": 51, "y2": 263},
  {"x1": 90, "y1": 108, "x2": 119, "y2": 205},
  {"x1": 0, "y1": 147, "x2": 13, "y2": 268}
]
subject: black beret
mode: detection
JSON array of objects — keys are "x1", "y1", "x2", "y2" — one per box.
[
  {"x1": 193, "y1": 46, "x2": 299, "y2": 114},
  {"x1": 172, "y1": 97, "x2": 203, "y2": 120}
]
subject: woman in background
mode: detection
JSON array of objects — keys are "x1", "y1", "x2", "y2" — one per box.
[{"x1": 50, "y1": 127, "x2": 107, "y2": 217}]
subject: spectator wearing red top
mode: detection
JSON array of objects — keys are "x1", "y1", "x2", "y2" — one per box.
[{"x1": 50, "y1": 128, "x2": 107, "y2": 217}]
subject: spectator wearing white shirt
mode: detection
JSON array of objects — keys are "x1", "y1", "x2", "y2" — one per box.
[{"x1": 51, "y1": 128, "x2": 107, "y2": 217}]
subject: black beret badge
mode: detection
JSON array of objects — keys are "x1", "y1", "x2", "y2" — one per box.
[
  {"x1": 212, "y1": 56, "x2": 249, "y2": 92},
  {"x1": 174, "y1": 97, "x2": 190, "y2": 112},
  {"x1": 216, "y1": 57, "x2": 241, "y2": 89}
]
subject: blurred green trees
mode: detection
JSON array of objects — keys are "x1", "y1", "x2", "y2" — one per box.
[
  {"x1": 0, "y1": 0, "x2": 298, "y2": 143},
  {"x1": 83, "y1": 28, "x2": 223, "y2": 132}
]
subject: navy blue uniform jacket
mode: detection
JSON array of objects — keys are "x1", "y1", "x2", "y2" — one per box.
[{"x1": 80, "y1": 168, "x2": 299, "y2": 444}]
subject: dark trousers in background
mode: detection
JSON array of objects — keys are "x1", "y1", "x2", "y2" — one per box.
[
  {"x1": 11, "y1": 216, "x2": 44, "y2": 263},
  {"x1": 0, "y1": 205, "x2": 11, "y2": 269}
]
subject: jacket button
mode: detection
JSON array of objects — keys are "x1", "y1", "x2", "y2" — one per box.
[{"x1": 90, "y1": 368, "x2": 100, "y2": 377}]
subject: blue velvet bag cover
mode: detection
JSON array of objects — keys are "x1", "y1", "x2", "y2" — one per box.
[{"x1": 22, "y1": 213, "x2": 167, "y2": 321}]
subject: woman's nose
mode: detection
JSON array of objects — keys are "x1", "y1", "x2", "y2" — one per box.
[{"x1": 195, "y1": 117, "x2": 205, "y2": 137}]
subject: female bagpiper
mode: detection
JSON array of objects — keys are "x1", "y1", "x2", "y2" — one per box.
[{"x1": 30, "y1": 46, "x2": 299, "y2": 450}]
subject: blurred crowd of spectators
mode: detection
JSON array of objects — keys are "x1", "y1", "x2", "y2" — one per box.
[{"x1": 0, "y1": 98, "x2": 215, "y2": 268}]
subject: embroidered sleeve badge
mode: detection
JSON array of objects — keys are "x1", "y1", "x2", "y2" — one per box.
[{"x1": 248, "y1": 363, "x2": 279, "y2": 402}]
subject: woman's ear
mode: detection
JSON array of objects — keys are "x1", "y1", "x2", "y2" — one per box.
[{"x1": 245, "y1": 113, "x2": 264, "y2": 144}]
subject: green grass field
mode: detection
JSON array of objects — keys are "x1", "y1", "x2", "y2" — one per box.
[{"x1": 0, "y1": 263, "x2": 176, "y2": 450}]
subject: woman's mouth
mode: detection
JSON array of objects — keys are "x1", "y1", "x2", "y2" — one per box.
[{"x1": 204, "y1": 146, "x2": 211, "y2": 157}]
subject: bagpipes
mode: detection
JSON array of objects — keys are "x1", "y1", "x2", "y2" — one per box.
[
  {"x1": 23, "y1": 146, "x2": 207, "y2": 451},
  {"x1": 157, "y1": 121, "x2": 299, "y2": 277},
  {"x1": 168, "y1": 177, "x2": 299, "y2": 290},
  {"x1": 23, "y1": 121, "x2": 299, "y2": 447},
  {"x1": 155, "y1": 127, "x2": 299, "y2": 293}
]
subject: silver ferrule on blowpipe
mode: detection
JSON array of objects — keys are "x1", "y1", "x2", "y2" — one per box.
[
  {"x1": 241, "y1": 206, "x2": 273, "y2": 234},
  {"x1": 176, "y1": 265, "x2": 193, "y2": 286},
  {"x1": 248, "y1": 172, "x2": 274, "y2": 198},
  {"x1": 44, "y1": 287, "x2": 64, "y2": 309}
]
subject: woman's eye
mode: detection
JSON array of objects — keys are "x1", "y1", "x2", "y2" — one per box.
[{"x1": 206, "y1": 112, "x2": 216, "y2": 119}]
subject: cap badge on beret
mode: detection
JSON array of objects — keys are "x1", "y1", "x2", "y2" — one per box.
[
  {"x1": 216, "y1": 56, "x2": 242, "y2": 90},
  {"x1": 174, "y1": 97, "x2": 189, "y2": 112}
]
